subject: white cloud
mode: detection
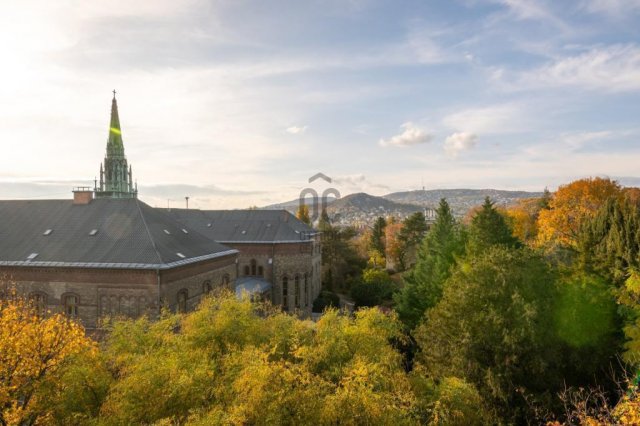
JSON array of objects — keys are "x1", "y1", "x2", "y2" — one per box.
[
  {"x1": 379, "y1": 122, "x2": 434, "y2": 147},
  {"x1": 442, "y1": 104, "x2": 524, "y2": 134},
  {"x1": 515, "y1": 44, "x2": 640, "y2": 92},
  {"x1": 444, "y1": 132, "x2": 478, "y2": 157},
  {"x1": 286, "y1": 125, "x2": 308, "y2": 134}
]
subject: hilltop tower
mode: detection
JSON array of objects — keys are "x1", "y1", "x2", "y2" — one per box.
[{"x1": 95, "y1": 91, "x2": 138, "y2": 198}]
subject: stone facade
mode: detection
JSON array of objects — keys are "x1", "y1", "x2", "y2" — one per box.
[
  {"x1": 227, "y1": 237, "x2": 322, "y2": 316},
  {"x1": 0, "y1": 252, "x2": 238, "y2": 329}
]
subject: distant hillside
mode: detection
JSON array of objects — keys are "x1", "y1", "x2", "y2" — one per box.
[
  {"x1": 326, "y1": 193, "x2": 421, "y2": 226},
  {"x1": 262, "y1": 188, "x2": 544, "y2": 226}
]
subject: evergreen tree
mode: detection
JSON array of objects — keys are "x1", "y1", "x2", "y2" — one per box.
[
  {"x1": 370, "y1": 216, "x2": 387, "y2": 255},
  {"x1": 466, "y1": 196, "x2": 520, "y2": 254},
  {"x1": 578, "y1": 196, "x2": 640, "y2": 285},
  {"x1": 394, "y1": 199, "x2": 466, "y2": 329}
]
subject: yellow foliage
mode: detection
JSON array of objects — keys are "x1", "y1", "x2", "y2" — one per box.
[
  {"x1": 0, "y1": 291, "x2": 95, "y2": 425},
  {"x1": 537, "y1": 177, "x2": 622, "y2": 248}
]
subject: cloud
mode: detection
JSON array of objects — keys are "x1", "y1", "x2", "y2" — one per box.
[
  {"x1": 514, "y1": 44, "x2": 640, "y2": 92},
  {"x1": 379, "y1": 122, "x2": 434, "y2": 147},
  {"x1": 444, "y1": 132, "x2": 478, "y2": 157},
  {"x1": 442, "y1": 104, "x2": 524, "y2": 134},
  {"x1": 286, "y1": 125, "x2": 308, "y2": 134},
  {"x1": 487, "y1": 0, "x2": 569, "y2": 30}
]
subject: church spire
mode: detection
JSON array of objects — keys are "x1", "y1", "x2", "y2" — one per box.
[
  {"x1": 95, "y1": 91, "x2": 137, "y2": 199},
  {"x1": 106, "y1": 90, "x2": 125, "y2": 158}
]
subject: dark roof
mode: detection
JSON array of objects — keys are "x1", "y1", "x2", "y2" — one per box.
[
  {"x1": 0, "y1": 199, "x2": 236, "y2": 269},
  {"x1": 163, "y1": 209, "x2": 316, "y2": 243}
]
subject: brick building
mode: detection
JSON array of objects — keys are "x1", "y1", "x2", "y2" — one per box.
[{"x1": 0, "y1": 94, "x2": 320, "y2": 328}]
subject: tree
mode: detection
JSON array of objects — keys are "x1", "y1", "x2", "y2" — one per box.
[
  {"x1": 577, "y1": 195, "x2": 640, "y2": 286},
  {"x1": 466, "y1": 197, "x2": 520, "y2": 254},
  {"x1": 385, "y1": 218, "x2": 405, "y2": 271},
  {"x1": 296, "y1": 204, "x2": 311, "y2": 225},
  {"x1": 505, "y1": 197, "x2": 547, "y2": 244},
  {"x1": 414, "y1": 247, "x2": 559, "y2": 422},
  {"x1": 0, "y1": 292, "x2": 96, "y2": 425},
  {"x1": 394, "y1": 199, "x2": 466, "y2": 329},
  {"x1": 350, "y1": 268, "x2": 395, "y2": 308},
  {"x1": 371, "y1": 216, "x2": 387, "y2": 255},
  {"x1": 398, "y1": 212, "x2": 429, "y2": 269},
  {"x1": 538, "y1": 177, "x2": 623, "y2": 248}
]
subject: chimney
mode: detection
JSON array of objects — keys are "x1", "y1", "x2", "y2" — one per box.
[{"x1": 72, "y1": 187, "x2": 94, "y2": 205}]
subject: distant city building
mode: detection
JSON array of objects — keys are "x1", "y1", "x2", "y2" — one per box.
[{"x1": 0, "y1": 94, "x2": 320, "y2": 328}]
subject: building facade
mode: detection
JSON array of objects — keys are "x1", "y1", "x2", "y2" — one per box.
[{"x1": 0, "y1": 94, "x2": 320, "y2": 328}]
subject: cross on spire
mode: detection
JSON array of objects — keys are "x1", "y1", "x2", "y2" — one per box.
[{"x1": 112, "y1": 89, "x2": 116, "y2": 99}]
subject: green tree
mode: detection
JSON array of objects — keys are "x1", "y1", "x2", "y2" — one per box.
[
  {"x1": 350, "y1": 268, "x2": 395, "y2": 308},
  {"x1": 396, "y1": 212, "x2": 429, "y2": 270},
  {"x1": 414, "y1": 247, "x2": 558, "y2": 422},
  {"x1": 371, "y1": 216, "x2": 387, "y2": 255},
  {"x1": 466, "y1": 197, "x2": 520, "y2": 254},
  {"x1": 394, "y1": 199, "x2": 466, "y2": 329}
]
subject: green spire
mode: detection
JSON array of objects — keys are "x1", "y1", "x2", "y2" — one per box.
[{"x1": 107, "y1": 90, "x2": 125, "y2": 158}]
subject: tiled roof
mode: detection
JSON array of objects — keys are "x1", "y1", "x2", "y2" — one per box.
[
  {"x1": 0, "y1": 199, "x2": 236, "y2": 269},
  {"x1": 163, "y1": 209, "x2": 317, "y2": 243}
]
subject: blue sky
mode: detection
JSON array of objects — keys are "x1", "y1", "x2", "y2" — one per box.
[{"x1": 0, "y1": 0, "x2": 639, "y2": 208}]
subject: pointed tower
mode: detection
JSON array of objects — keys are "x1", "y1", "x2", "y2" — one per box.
[{"x1": 95, "y1": 91, "x2": 138, "y2": 199}]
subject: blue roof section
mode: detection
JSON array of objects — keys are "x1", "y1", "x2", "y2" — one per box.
[{"x1": 235, "y1": 276, "x2": 272, "y2": 298}]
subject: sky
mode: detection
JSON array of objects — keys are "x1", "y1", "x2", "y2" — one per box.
[{"x1": 0, "y1": 0, "x2": 639, "y2": 209}]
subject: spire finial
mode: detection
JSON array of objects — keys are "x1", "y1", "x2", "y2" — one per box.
[{"x1": 112, "y1": 89, "x2": 116, "y2": 99}]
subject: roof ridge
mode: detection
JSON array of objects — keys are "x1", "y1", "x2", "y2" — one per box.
[{"x1": 134, "y1": 199, "x2": 164, "y2": 265}]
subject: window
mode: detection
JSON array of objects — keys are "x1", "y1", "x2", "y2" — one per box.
[
  {"x1": 258, "y1": 266, "x2": 264, "y2": 277},
  {"x1": 29, "y1": 292, "x2": 47, "y2": 316},
  {"x1": 203, "y1": 280, "x2": 212, "y2": 295},
  {"x1": 304, "y1": 273, "x2": 309, "y2": 307},
  {"x1": 244, "y1": 265, "x2": 250, "y2": 276},
  {"x1": 43, "y1": 229, "x2": 53, "y2": 236},
  {"x1": 251, "y1": 259, "x2": 257, "y2": 276},
  {"x1": 222, "y1": 274, "x2": 230, "y2": 286},
  {"x1": 177, "y1": 289, "x2": 188, "y2": 313},
  {"x1": 294, "y1": 275, "x2": 300, "y2": 308},
  {"x1": 64, "y1": 294, "x2": 79, "y2": 318},
  {"x1": 89, "y1": 229, "x2": 98, "y2": 236},
  {"x1": 282, "y1": 276, "x2": 289, "y2": 311}
]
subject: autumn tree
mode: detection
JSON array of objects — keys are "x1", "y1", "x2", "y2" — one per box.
[
  {"x1": 505, "y1": 197, "x2": 547, "y2": 243},
  {"x1": 385, "y1": 218, "x2": 405, "y2": 271},
  {"x1": 296, "y1": 203, "x2": 311, "y2": 225},
  {"x1": 0, "y1": 292, "x2": 96, "y2": 426},
  {"x1": 537, "y1": 177, "x2": 623, "y2": 248},
  {"x1": 395, "y1": 198, "x2": 466, "y2": 329}
]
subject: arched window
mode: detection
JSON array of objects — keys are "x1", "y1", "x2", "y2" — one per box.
[
  {"x1": 282, "y1": 276, "x2": 289, "y2": 311},
  {"x1": 258, "y1": 265, "x2": 264, "y2": 277},
  {"x1": 203, "y1": 280, "x2": 212, "y2": 295},
  {"x1": 244, "y1": 265, "x2": 250, "y2": 276},
  {"x1": 294, "y1": 275, "x2": 300, "y2": 308},
  {"x1": 177, "y1": 289, "x2": 188, "y2": 313},
  {"x1": 29, "y1": 292, "x2": 47, "y2": 316},
  {"x1": 64, "y1": 294, "x2": 79, "y2": 318},
  {"x1": 251, "y1": 259, "x2": 257, "y2": 276},
  {"x1": 304, "y1": 273, "x2": 309, "y2": 307}
]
